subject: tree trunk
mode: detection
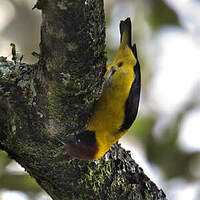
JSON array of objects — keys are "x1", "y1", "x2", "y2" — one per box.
[{"x1": 0, "y1": 0, "x2": 167, "y2": 199}]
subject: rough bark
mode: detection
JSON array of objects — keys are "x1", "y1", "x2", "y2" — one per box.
[{"x1": 0, "y1": 0, "x2": 167, "y2": 199}]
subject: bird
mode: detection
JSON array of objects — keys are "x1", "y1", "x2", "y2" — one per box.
[{"x1": 58, "y1": 18, "x2": 141, "y2": 160}]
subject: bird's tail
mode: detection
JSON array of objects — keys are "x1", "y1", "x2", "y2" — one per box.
[{"x1": 119, "y1": 18, "x2": 132, "y2": 48}]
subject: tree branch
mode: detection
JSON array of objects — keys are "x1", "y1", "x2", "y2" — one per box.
[{"x1": 0, "y1": 0, "x2": 167, "y2": 199}]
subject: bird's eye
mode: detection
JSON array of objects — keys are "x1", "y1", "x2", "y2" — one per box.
[
  {"x1": 76, "y1": 138, "x2": 81, "y2": 143},
  {"x1": 118, "y1": 62, "x2": 123, "y2": 67}
]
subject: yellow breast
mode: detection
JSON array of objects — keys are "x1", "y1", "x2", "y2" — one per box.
[{"x1": 87, "y1": 49, "x2": 136, "y2": 159}]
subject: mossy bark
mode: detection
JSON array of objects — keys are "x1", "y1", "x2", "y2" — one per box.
[{"x1": 0, "y1": 0, "x2": 167, "y2": 199}]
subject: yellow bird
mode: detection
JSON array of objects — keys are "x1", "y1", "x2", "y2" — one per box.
[{"x1": 61, "y1": 18, "x2": 141, "y2": 160}]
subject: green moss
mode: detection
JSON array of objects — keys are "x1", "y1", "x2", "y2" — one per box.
[
  {"x1": 57, "y1": 1, "x2": 70, "y2": 10},
  {"x1": 66, "y1": 42, "x2": 79, "y2": 51},
  {"x1": 81, "y1": 160, "x2": 112, "y2": 196}
]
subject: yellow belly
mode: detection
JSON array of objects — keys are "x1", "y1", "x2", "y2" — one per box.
[{"x1": 87, "y1": 66, "x2": 134, "y2": 159}]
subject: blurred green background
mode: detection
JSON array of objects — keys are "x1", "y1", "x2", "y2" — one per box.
[{"x1": 0, "y1": 0, "x2": 200, "y2": 199}]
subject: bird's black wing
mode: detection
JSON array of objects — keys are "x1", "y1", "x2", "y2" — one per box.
[{"x1": 119, "y1": 44, "x2": 141, "y2": 131}]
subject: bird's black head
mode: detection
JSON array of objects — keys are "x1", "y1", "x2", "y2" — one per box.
[{"x1": 64, "y1": 130, "x2": 98, "y2": 160}]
